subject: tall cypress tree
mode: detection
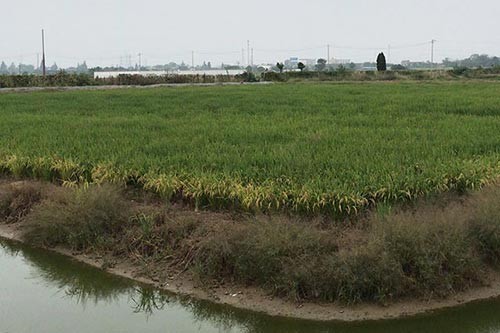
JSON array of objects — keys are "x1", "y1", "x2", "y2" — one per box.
[{"x1": 377, "y1": 53, "x2": 387, "y2": 72}]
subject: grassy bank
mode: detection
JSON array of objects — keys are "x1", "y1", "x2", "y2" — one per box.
[
  {"x1": 2, "y1": 180, "x2": 500, "y2": 304},
  {"x1": 1, "y1": 82, "x2": 500, "y2": 215}
]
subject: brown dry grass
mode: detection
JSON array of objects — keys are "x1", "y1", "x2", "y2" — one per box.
[{"x1": 0, "y1": 181, "x2": 44, "y2": 223}]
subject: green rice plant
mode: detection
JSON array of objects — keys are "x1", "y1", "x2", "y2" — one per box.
[{"x1": 2, "y1": 82, "x2": 500, "y2": 214}]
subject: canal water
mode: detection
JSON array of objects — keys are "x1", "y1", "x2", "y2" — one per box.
[{"x1": 1, "y1": 239, "x2": 500, "y2": 333}]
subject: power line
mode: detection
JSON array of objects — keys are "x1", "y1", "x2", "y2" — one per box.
[
  {"x1": 389, "y1": 41, "x2": 431, "y2": 49},
  {"x1": 4, "y1": 39, "x2": 500, "y2": 69},
  {"x1": 256, "y1": 45, "x2": 324, "y2": 53},
  {"x1": 197, "y1": 50, "x2": 240, "y2": 55}
]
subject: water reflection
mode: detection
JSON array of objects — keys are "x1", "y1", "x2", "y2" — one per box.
[
  {"x1": 131, "y1": 287, "x2": 170, "y2": 315},
  {"x1": 2, "y1": 239, "x2": 500, "y2": 333},
  {"x1": 1, "y1": 241, "x2": 171, "y2": 313}
]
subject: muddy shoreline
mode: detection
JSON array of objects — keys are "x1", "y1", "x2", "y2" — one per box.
[{"x1": 2, "y1": 222, "x2": 500, "y2": 322}]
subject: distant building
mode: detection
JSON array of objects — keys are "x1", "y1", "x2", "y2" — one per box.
[
  {"x1": 257, "y1": 65, "x2": 273, "y2": 72},
  {"x1": 329, "y1": 58, "x2": 351, "y2": 65},
  {"x1": 285, "y1": 57, "x2": 316, "y2": 68},
  {"x1": 93, "y1": 69, "x2": 245, "y2": 79},
  {"x1": 287, "y1": 57, "x2": 299, "y2": 66},
  {"x1": 300, "y1": 59, "x2": 316, "y2": 66}
]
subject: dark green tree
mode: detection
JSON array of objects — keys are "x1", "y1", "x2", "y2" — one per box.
[
  {"x1": 297, "y1": 62, "x2": 306, "y2": 72},
  {"x1": 391, "y1": 64, "x2": 406, "y2": 71},
  {"x1": 0, "y1": 61, "x2": 8, "y2": 74},
  {"x1": 376, "y1": 53, "x2": 387, "y2": 72},
  {"x1": 8, "y1": 62, "x2": 17, "y2": 74},
  {"x1": 315, "y1": 58, "x2": 327, "y2": 71},
  {"x1": 178, "y1": 62, "x2": 189, "y2": 70},
  {"x1": 276, "y1": 62, "x2": 284, "y2": 73},
  {"x1": 76, "y1": 61, "x2": 88, "y2": 73},
  {"x1": 49, "y1": 62, "x2": 59, "y2": 72}
]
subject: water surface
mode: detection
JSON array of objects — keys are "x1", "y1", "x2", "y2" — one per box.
[{"x1": 1, "y1": 239, "x2": 500, "y2": 333}]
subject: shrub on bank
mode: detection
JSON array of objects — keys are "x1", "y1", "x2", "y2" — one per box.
[
  {"x1": 0, "y1": 182, "x2": 42, "y2": 223},
  {"x1": 468, "y1": 187, "x2": 500, "y2": 265},
  {"x1": 193, "y1": 213, "x2": 481, "y2": 303},
  {"x1": 372, "y1": 212, "x2": 481, "y2": 297},
  {"x1": 193, "y1": 219, "x2": 338, "y2": 290},
  {"x1": 123, "y1": 212, "x2": 202, "y2": 259},
  {"x1": 23, "y1": 185, "x2": 130, "y2": 250}
]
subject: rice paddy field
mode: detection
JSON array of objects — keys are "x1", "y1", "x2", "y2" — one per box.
[{"x1": 1, "y1": 82, "x2": 500, "y2": 215}]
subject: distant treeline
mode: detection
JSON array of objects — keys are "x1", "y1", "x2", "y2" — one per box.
[
  {"x1": 0, "y1": 72, "x2": 243, "y2": 88},
  {"x1": 261, "y1": 66, "x2": 500, "y2": 82},
  {"x1": 443, "y1": 54, "x2": 500, "y2": 69},
  {"x1": 2, "y1": 54, "x2": 500, "y2": 77},
  {"x1": 1, "y1": 66, "x2": 500, "y2": 88}
]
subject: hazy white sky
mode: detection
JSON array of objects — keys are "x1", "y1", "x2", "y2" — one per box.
[{"x1": 1, "y1": 0, "x2": 500, "y2": 67}]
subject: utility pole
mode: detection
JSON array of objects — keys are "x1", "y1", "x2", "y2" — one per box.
[
  {"x1": 251, "y1": 48, "x2": 254, "y2": 66},
  {"x1": 191, "y1": 51, "x2": 195, "y2": 70},
  {"x1": 241, "y1": 48, "x2": 245, "y2": 66},
  {"x1": 327, "y1": 44, "x2": 330, "y2": 64},
  {"x1": 41, "y1": 29, "x2": 46, "y2": 77},
  {"x1": 138, "y1": 53, "x2": 142, "y2": 69},
  {"x1": 431, "y1": 39, "x2": 436, "y2": 68},
  {"x1": 247, "y1": 40, "x2": 250, "y2": 67}
]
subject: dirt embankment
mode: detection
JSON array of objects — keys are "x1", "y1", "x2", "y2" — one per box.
[{"x1": 1, "y1": 178, "x2": 500, "y2": 322}]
